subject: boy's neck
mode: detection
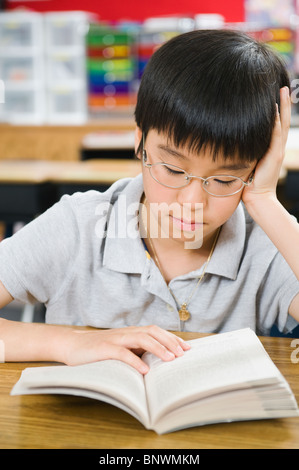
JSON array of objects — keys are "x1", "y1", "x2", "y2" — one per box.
[
  {"x1": 140, "y1": 196, "x2": 220, "y2": 281},
  {"x1": 144, "y1": 231, "x2": 218, "y2": 283}
]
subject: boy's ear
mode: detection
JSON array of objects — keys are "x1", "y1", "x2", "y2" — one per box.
[{"x1": 134, "y1": 127, "x2": 143, "y2": 159}]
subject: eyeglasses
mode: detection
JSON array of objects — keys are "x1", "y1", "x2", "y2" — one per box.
[{"x1": 142, "y1": 146, "x2": 254, "y2": 198}]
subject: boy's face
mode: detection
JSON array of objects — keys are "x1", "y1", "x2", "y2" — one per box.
[{"x1": 136, "y1": 128, "x2": 256, "y2": 247}]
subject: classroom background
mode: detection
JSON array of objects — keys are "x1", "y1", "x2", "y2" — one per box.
[
  {"x1": 0, "y1": 0, "x2": 299, "y2": 336},
  {"x1": 0, "y1": 0, "x2": 299, "y2": 123}
]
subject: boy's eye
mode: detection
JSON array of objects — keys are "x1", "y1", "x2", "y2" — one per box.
[
  {"x1": 164, "y1": 165, "x2": 185, "y2": 175},
  {"x1": 212, "y1": 178, "x2": 237, "y2": 186}
]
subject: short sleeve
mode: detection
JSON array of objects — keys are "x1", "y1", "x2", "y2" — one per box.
[
  {"x1": 0, "y1": 195, "x2": 79, "y2": 305},
  {"x1": 256, "y1": 251, "x2": 299, "y2": 335}
]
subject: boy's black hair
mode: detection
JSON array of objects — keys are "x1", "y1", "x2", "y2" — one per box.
[{"x1": 134, "y1": 29, "x2": 290, "y2": 162}]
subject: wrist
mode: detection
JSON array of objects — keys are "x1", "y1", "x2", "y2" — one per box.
[
  {"x1": 244, "y1": 191, "x2": 280, "y2": 221},
  {"x1": 29, "y1": 323, "x2": 72, "y2": 364},
  {"x1": 31, "y1": 323, "x2": 77, "y2": 364},
  {"x1": 56, "y1": 326, "x2": 96, "y2": 366},
  {"x1": 51, "y1": 326, "x2": 79, "y2": 365}
]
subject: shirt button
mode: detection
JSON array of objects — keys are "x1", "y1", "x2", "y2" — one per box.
[{"x1": 167, "y1": 304, "x2": 174, "y2": 312}]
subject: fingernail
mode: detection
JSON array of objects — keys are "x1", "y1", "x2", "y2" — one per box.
[
  {"x1": 164, "y1": 350, "x2": 175, "y2": 360},
  {"x1": 275, "y1": 103, "x2": 279, "y2": 116},
  {"x1": 176, "y1": 345, "x2": 184, "y2": 356},
  {"x1": 180, "y1": 340, "x2": 191, "y2": 350},
  {"x1": 140, "y1": 364, "x2": 149, "y2": 374}
]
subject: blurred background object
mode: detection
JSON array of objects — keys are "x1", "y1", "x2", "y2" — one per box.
[{"x1": 0, "y1": 0, "x2": 298, "y2": 123}]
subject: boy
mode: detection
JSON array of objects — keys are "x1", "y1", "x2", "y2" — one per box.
[{"x1": 0, "y1": 29, "x2": 298, "y2": 374}]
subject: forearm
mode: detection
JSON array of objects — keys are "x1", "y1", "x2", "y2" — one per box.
[
  {"x1": 0, "y1": 318, "x2": 190, "y2": 373},
  {"x1": 0, "y1": 318, "x2": 70, "y2": 363},
  {"x1": 246, "y1": 195, "x2": 299, "y2": 280}
]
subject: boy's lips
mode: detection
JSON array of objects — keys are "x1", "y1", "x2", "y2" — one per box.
[{"x1": 170, "y1": 215, "x2": 204, "y2": 232}]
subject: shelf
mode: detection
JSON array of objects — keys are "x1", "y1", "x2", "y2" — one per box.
[{"x1": 0, "y1": 118, "x2": 136, "y2": 160}]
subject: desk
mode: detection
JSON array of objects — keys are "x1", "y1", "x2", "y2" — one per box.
[
  {"x1": 0, "y1": 161, "x2": 57, "y2": 225},
  {"x1": 0, "y1": 159, "x2": 141, "y2": 225},
  {"x1": 0, "y1": 119, "x2": 135, "y2": 161},
  {"x1": 0, "y1": 159, "x2": 141, "y2": 185},
  {"x1": 283, "y1": 149, "x2": 299, "y2": 171},
  {"x1": 49, "y1": 159, "x2": 141, "y2": 198},
  {"x1": 280, "y1": 150, "x2": 299, "y2": 215},
  {"x1": 0, "y1": 331, "x2": 298, "y2": 449}
]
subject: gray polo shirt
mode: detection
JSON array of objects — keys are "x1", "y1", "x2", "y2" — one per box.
[{"x1": 0, "y1": 174, "x2": 298, "y2": 335}]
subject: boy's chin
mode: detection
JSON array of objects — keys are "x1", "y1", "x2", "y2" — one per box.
[{"x1": 160, "y1": 222, "x2": 204, "y2": 249}]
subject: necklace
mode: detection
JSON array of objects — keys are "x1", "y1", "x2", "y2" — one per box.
[{"x1": 145, "y1": 222, "x2": 220, "y2": 322}]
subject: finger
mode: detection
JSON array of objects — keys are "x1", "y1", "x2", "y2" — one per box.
[
  {"x1": 97, "y1": 342, "x2": 150, "y2": 374},
  {"x1": 266, "y1": 104, "x2": 283, "y2": 164},
  {"x1": 114, "y1": 325, "x2": 190, "y2": 356},
  {"x1": 121, "y1": 332, "x2": 178, "y2": 362},
  {"x1": 141, "y1": 325, "x2": 191, "y2": 356},
  {"x1": 115, "y1": 328, "x2": 186, "y2": 365},
  {"x1": 177, "y1": 336, "x2": 192, "y2": 351},
  {"x1": 279, "y1": 86, "x2": 291, "y2": 150}
]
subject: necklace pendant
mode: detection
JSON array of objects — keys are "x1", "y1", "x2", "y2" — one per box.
[{"x1": 178, "y1": 303, "x2": 191, "y2": 321}]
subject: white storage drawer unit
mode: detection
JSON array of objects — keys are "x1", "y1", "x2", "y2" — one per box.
[{"x1": 0, "y1": 11, "x2": 45, "y2": 124}]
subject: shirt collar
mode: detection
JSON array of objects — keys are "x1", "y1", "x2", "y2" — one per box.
[
  {"x1": 205, "y1": 203, "x2": 246, "y2": 280},
  {"x1": 102, "y1": 174, "x2": 246, "y2": 280},
  {"x1": 102, "y1": 174, "x2": 147, "y2": 274}
]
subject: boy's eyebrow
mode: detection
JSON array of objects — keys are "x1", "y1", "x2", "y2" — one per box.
[
  {"x1": 217, "y1": 163, "x2": 251, "y2": 171},
  {"x1": 157, "y1": 144, "x2": 251, "y2": 170},
  {"x1": 157, "y1": 144, "x2": 188, "y2": 159}
]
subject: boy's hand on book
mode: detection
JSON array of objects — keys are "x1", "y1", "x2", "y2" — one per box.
[
  {"x1": 62, "y1": 325, "x2": 191, "y2": 374},
  {"x1": 242, "y1": 86, "x2": 291, "y2": 208}
]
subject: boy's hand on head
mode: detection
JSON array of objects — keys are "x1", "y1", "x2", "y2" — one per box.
[
  {"x1": 242, "y1": 86, "x2": 291, "y2": 208},
  {"x1": 61, "y1": 325, "x2": 191, "y2": 375}
]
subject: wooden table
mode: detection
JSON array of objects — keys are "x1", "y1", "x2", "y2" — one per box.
[
  {"x1": 0, "y1": 331, "x2": 298, "y2": 449},
  {"x1": 283, "y1": 148, "x2": 299, "y2": 171},
  {"x1": 49, "y1": 159, "x2": 141, "y2": 198},
  {"x1": 0, "y1": 119, "x2": 135, "y2": 161},
  {"x1": 0, "y1": 159, "x2": 141, "y2": 185},
  {"x1": 0, "y1": 159, "x2": 141, "y2": 229}
]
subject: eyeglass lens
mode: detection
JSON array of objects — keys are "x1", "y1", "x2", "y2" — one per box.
[{"x1": 149, "y1": 163, "x2": 244, "y2": 196}]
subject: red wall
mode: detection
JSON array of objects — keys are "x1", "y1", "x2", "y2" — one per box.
[{"x1": 6, "y1": 0, "x2": 244, "y2": 23}]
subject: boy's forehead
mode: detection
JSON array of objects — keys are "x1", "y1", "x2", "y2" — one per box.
[{"x1": 150, "y1": 130, "x2": 254, "y2": 171}]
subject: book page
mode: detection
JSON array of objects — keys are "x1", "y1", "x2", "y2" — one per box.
[
  {"x1": 11, "y1": 359, "x2": 150, "y2": 427},
  {"x1": 143, "y1": 328, "x2": 282, "y2": 425},
  {"x1": 154, "y1": 382, "x2": 299, "y2": 434}
]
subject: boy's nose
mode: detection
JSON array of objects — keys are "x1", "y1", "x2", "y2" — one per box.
[{"x1": 177, "y1": 178, "x2": 208, "y2": 206}]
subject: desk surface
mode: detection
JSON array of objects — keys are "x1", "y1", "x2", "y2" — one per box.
[
  {"x1": 0, "y1": 331, "x2": 298, "y2": 449},
  {"x1": 284, "y1": 149, "x2": 299, "y2": 171},
  {"x1": 0, "y1": 119, "x2": 136, "y2": 161},
  {"x1": 0, "y1": 159, "x2": 141, "y2": 185}
]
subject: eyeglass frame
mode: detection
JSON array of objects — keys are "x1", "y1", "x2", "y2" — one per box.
[{"x1": 142, "y1": 135, "x2": 254, "y2": 197}]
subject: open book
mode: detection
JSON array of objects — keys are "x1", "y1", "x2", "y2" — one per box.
[{"x1": 11, "y1": 328, "x2": 299, "y2": 434}]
